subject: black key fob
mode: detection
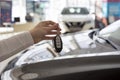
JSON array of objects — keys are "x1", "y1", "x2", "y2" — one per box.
[{"x1": 53, "y1": 35, "x2": 63, "y2": 53}]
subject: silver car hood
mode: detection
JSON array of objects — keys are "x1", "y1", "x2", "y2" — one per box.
[{"x1": 6, "y1": 51, "x2": 120, "y2": 80}]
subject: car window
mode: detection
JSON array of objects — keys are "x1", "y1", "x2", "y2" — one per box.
[{"x1": 61, "y1": 7, "x2": 89, "y2": 15}]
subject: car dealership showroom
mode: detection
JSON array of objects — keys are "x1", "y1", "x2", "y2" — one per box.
[{"x1": 1, "y1": 0, "x2": 120, "y2": 80}]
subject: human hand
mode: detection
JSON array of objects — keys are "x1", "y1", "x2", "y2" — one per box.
[{"x1": 29, "y1": 21, "x2": 61, "y2": 43}]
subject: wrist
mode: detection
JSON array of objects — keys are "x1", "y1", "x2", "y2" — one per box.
[
  {"x1": 29, "y1": 30, "x2": 36, "y2": 43},
  {"x1": 29, "y1": 30, "x2": 42, "y2": 43}
]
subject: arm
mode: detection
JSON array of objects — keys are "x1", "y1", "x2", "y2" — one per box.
[
  {"x1": 0, "y1": 21, "x2": 61, "y2": 62},
  {"x1": 0, "y1": 31, "x2": 34, "y2": 62}
]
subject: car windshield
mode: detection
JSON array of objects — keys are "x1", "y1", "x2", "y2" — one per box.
[{"x1": 61, "y1": 7, "x2": 89, "y2": 15}]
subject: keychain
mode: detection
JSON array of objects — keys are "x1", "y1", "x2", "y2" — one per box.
[{"x1": 53, "y1": 34, "x2": 63, "y2": 53}]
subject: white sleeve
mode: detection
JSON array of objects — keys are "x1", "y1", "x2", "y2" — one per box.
[{"x1": 0, "y1": 31, "x2": 34, "y2": 62}]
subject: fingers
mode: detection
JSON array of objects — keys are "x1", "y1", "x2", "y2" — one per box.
[
  {"x1": 44, "y1": 20, "x2": 56, "y2": 25},
  {"x1": 43, "y1": 31, "x2": 61, "y2": 40},
  {"x1": 54, "y1": 23, "x2": 61, "y2": 31},
  {"x1": 44, "y1": 23, "x2": 61, "y2": 40},
  {"x1": 48, "y1": 23, "x2": 61, "y2": 31},
  {"x1": 42, "y1": 21, "x2": 61, "y2": 31},
  {"x1": 44, "y1": 36, "x2": 56, "y2": 40},
  {"x1": 47, "y1": 31, "x2": 61, "y2": 35}
]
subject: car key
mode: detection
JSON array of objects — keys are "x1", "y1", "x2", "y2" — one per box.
[{"x1": 53, "y1": 34, "x2": 63, "y2": 53}]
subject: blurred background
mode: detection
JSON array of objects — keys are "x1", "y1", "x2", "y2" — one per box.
[
  {"x1": 1, "y1": 0, "x2": 120, "y2": 76},
  {"x1": 0, "y1": 0, "x2": 119, "y2": 33}
]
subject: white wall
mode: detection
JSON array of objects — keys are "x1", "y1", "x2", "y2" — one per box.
[
  {"x1": 12, "y1": 0, "x2": 26, "y2": 24},
  {"x1": 66, "y1": 0, "x2": 90, "y2": 7},
  {"x1": 45, "y1": 0, "x2": 66, "y2": 22}
]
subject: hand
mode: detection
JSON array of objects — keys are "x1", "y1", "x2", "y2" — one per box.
[{"x1": 29, "y1": 21, "x2": 61, "y2": 43}]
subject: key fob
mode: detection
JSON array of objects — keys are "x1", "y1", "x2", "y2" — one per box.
[{"x1": 53, "y1": 35, "x2": 63, "y2": 53}]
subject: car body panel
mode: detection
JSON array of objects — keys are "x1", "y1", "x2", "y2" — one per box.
[
  {"x1": 1, "y1": 19, "x2": 120, "y2": 80},
  {"x1": 3, "y1": 51, "x2": 120, "y2": 80},
  {"x1": 60, "y1": 15, "x2": 92, "y2": 22}
]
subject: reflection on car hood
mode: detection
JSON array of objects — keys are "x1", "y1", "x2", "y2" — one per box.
[
  {"x1": 99, "y1": 19, "x2": 120, "y2": 47},
  {"x1": 99, "y1": 20, "x2": 120, "y2": 39}
]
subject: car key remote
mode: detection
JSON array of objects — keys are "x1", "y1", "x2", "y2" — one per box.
[{"x1": 53, "y1": 34, "x2": 63, "y2": 53}]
